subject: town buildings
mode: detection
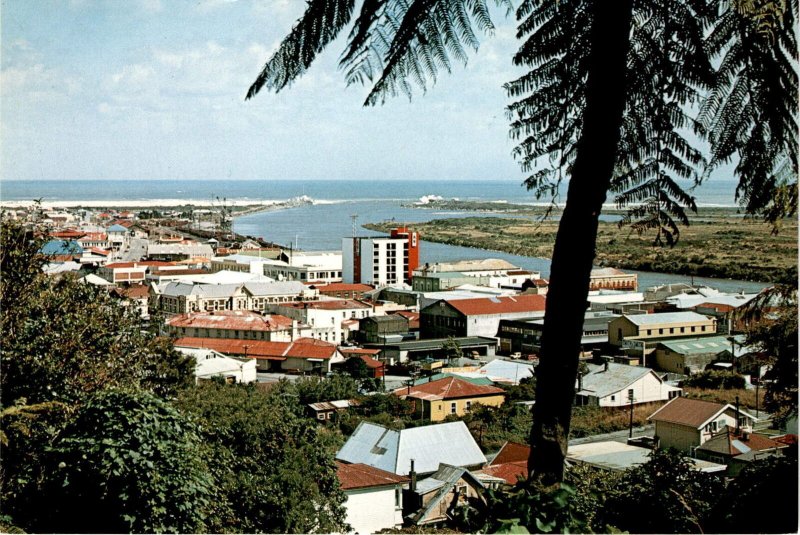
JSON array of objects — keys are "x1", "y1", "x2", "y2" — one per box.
[{"x1": 342, "y1": 226, "x2": 420, "y2": 285}]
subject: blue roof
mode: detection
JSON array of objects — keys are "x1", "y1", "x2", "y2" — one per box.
[
  {"x1": 41, "y1": 240, "x2": 83, "y2": 256},
  {"x1": 107, "y1": 224, "x2": 128, "y2": 232}
]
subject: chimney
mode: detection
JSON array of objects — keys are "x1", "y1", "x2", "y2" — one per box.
[
  {"x1": 409, "y1": 459, "x2": 417, "y2": 492},
  {"x1": 604, "y1": 359, "x2": 609, "y2": 372}
]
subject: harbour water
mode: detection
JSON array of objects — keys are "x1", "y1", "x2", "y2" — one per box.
[{"x1": 2, "y1": 179, "x2": 770, "y2": 293}]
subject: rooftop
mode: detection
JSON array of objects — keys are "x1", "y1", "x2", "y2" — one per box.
[
  {"x1": 623, "y1": 311, "x2": 713, "y2": 326},
  {"x1": 167, "y1": 311, "x2": 295, "y2": 331},
  {"x1": 395, "y1": 376, "x2": 505, "y2": 401},
  {"x1": 648, "y1": 397, "x2": 756, "y2": 428},
  {"x1": 577, "y1": 362, "x2": 657, "y2": 399},
  {"x1": 336, "y1": 462, "x2": 409, "y2": 490},
  {"x1": 174, "y1": 336, "x2": 337, "y2": 360},
  {"x1": 436, "y1": 294, "x2": 547, "y2": 316}
]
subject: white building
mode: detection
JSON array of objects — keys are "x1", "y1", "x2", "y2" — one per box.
[
  {"x1": 336, "y1": 462, "x2": 408, "y2": 534},
  {"x1": 265, "y1": 299, "x2": 374, "y2": 344},
  {"x1": 575, "y1": 361, "x2": 682, "y2": 407},
  {"x1": 343, "y1": 227, "x2": 420, "y2": 286},
  {"x1": 152, "y1": 280, "x2": 317, "y2": 315},
  {"x1": 176, "y1": 347, "x2": 258, "y2": 384}
]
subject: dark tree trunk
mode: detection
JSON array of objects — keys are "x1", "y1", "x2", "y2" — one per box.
[{"x1": 528, "y1": 0, "x2": 634, "y2": 485}]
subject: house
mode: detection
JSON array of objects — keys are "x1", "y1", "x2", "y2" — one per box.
[
  {"x1": 405, "y1": 464, "x2": 487, "y2": 526},
  {"x1": 589, "y1": 267, "x2": 638, "y2": 291},
  {"x1": 392, "y1": 310, "x2": 420, "y2": 331},
  {"x1": 608, "y1": 311, "x2": 718, "y2": 359},
  {"x1": 106, "y1": 224, "x2": 129, "y2": 249},
  {"x1": 338, "y1": 348, "x2": 386, "y2": 378},
  {"x1": 165, "y1": 310, "x2": 306, "y2": 342},
  {"x1": 694, "y1": 426, "x2": 789, "y2": 476},
  {"x1": 265, "y1": 299, "x2": 374, "y2": 345},
  {"x1": 476, "y1": 441, "x2": 529, "y2": 486},
  {"x1": 360, "y1": 314, "x2": 411, "y2": 343},
  {"x1": 450, "y1": 359, "x2": 535, "y2": 386},
  {"x1": 336, "y1": 421, "x2": 487, "y2": 475},
  {"x1": 336, "y1": 462, "x2": 408, "y2": 534},
  {"x1": 574, "y1": 361, "x2": 682, "y2": 407},
  {"x1": 311, "y1": 282, "x2": 374, "y2": 300},
  {"x1": 648, "y1": 396, "x2": 757, "y2": 452},
  {"x1": 654, "y1": 335, "x2": 743, "y2": 375},
  {"x1": 308, "y1": 399, "x2": 359, "y2": 422},
  {"x1": 175, "y1": 347, "x2": 258, "y2": 384},
  {"x1": 566, "y1": 441, "x2": 726, "y2": 473},
  {"x1": 420, "y1": 294, "x2": 547, "y2": 339},
  {"x1": 255, "y1": 250, "x2": 343, "y2": 283},
  {"x1": 98, "y1": 262, "x2": 148, "y2": 284},
  {"x1": 40, "y1": 239, "x2": 84, "y2": 261},
  {"x1": 173, "y1": 336, "x2": 343, "y2": 374},
  {"x1": 109, "y1": 284, "x2": 150, "y2": 319},
  {"x1": 394, "y1": 376, "x2": 506, "y2": 421}
]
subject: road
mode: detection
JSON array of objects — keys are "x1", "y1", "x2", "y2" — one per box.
[
  {"x1": 118, "y1": 237, "x2": 148, "y2": 262},
  {"x1": 569, "y1": 423, "x2": 655, "y2": 446}
]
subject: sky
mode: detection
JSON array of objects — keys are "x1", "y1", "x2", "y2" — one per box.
[{"x1": 0, "y1": 0, "x2": 528, "y2": 181}]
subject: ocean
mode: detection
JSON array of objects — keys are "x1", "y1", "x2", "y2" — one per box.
[{"x1": 1, "y1": 178, "x2": 768, "y2": 293}]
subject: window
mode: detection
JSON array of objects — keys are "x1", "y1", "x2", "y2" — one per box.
[
  {"x1": 465, "y1": 401, "x2": 472, "y2": 411},
  {"x1": 659, "y1": 329, "x2": 664, "y2": 335},
  {"x1": 691, "y1": 326, "x2": 696, "y2": 332},
  {"x1": 317, "y1": 413, "x2": 325, "y2": 421},
  {"x1": 395, "y1": 488, "x2": 402, "y2": 509},
  {"x1": 669, "y1": 328, "x2": 674, "y2": 334},
  {"x1": 450, "y1": 402, "x2": 457, "y2": 414},
  {"x1": 611, "y1": 395, "x2": 616, "y2": 401},
  {"x1": 627, "y1": 388, "x2": 634, "y2": 401},
  {"x1": 701, "y1": 326, "x2": 706, "y2": 331}
]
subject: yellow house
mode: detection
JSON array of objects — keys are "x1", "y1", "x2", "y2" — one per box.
[
  {"x1": 394, "y1": 376, "x2": 506, "y2": 422},
  {"x1": 609, "y1": 311, "x2": 718, "y2": 348}
]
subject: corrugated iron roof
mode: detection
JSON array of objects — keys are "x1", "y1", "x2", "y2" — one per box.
[
  {"x1": 578, "y1": 362, "x2": 656, "y2": 399},
  {"x1": 167, "y1": 311, "x2": 294, "y2": 331},
  {"x1": 442, "y1": 294, "x2": 546, "y2": 317},
  {"x1": 625, "y1": 311, "x2": 712, "y2": 326},
  {"x1": 647, "y1": 397, "x2": 726, "y2": 428},
  {"x1": 336, "y1": 462, "x2": 409, "y2": 490},
  {"x1": 696, "y1": 427, "x2": 786, "y2": 456},
  {"x1": 395, "y1": 376, "x2": 505, "y2": 401},
  {"x1": 174, "y1": 336, "x2": 336, "y2": 360},
  {"x1": 336, "y1": 421, "x2": 486, "y2": 475},
  {"x1": 490, "y1": 442, "x2": 530, "y2": 466}
]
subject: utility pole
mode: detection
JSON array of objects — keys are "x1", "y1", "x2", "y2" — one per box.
[{"x1": 628, "y1": 390, "x2": 635, "y2": 438}]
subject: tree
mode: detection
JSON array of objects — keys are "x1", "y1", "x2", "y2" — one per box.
[
  {"x1": 441, "y1": 335, "x2": 463, "y2": 364},
  {"x1": 36, "y1": 390, "x2": 215, "y2": 534},
  {"x1": 0, "y1": 220, "x2": 195, "y2": 406},
  {"x1": 740, "y1": 284, "x2": 798, "y2": 424},
  {"x1": 176, "y1": 382, "x2": 348, "y2": 533},
  {"x1": 598, "y1": 448, "x2": 725, "y2": 534},
  {"x1": 246, "y1": 0, "x2": 797, "y2": 484}
]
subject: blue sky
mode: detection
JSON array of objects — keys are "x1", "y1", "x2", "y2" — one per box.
[{"x1": 1, "y1": 0, "x2": 527, "y2": 181}]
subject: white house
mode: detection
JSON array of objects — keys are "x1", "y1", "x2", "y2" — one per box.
[
  {"x1": 176, "y1": 347, "x2": 258, "y2": 384},
  {"x1": 336, "y1": 462, "x2": 408, "y2": 534},
  {"x1": 575, "y1": 361, "x2": 682, "y2": 407}
]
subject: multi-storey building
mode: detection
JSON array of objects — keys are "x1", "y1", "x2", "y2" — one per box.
[{"x1": 342, "y1": 226, "x2": 420, "y2": 286}]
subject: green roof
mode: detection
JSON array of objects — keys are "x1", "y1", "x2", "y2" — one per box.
[{"x1": 658, "y1": 336, "x2": 735, "y2": 355}]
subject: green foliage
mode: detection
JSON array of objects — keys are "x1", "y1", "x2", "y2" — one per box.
[
  {"x1": 441, "y1": 336, "x2": 464, "y2": 363},
  {"x1": 176, "y1": 382, "x2": 347, "y2": 533},
  {"x1": 741, "y1": 285, "x2": 798, "y2": 422},
  {"x1": 39, "y1": 390, "x2": 214, "y2": 534},
  {"x1": 453, "y1": 479, "x2": 589, "y2": 534},
  {"x1": 564, "y1": 464, "x2": 624, "y2": 533},
  {"x1": 0, "y1": 221, "x2": 194, "y2": 407},
  {"x1": 270, "y1": 374, "x2": 361, "y2": 407},
  {"x1": 682, "y1": 370, "x2": 747, "y2": 390},
  {"x1": 707, "y1": 451, "x2": 799, "y2": 534},
  {"x1": 598, "y1": 448, "x2": 725, "y2": 533}
]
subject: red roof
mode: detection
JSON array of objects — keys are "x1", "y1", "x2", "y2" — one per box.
[
  {"x1": 773, "y1": 434, "x2": 798, "y2": 446},
  {"x1": 50, "y1": 229, "x2": 85, "y2": 239},
  {"x1": 88, "y1": 247, "x2": 110, "y2": 256},
  {"x1": 648, "y1": 397, "x2": 726, "y2": 428},
  {"x1": 490, "y1": 442, "x2": 530, "y2": 466},
  {"x1": 77, "y1": 232, "x2": 108, "y2": 241},
  {"x1": 103, "y1": 261, "x2": 173, "y2": 269},
  {"x1": 168, "y1": 311, "x2": 294, "y2": 332},
  {"x1": 394, "y1": 376, "x2": 505, "y2": 401},
  {"x1": 695, "y1": 302, "x2": 736, "y2": 313},
  {"x1": 314, "y1": 283, "x2": 374, "y2": 293},
  {"x1": 336, "y1": 462, "x2": 409, "y2": 490},
  {"x1": 279, "y1": 299, "x2": 371, "y2": 310},
  {"x1": 480, "y1": 461, "x2": 527, "y2": 485},
  {"x1": 174, "y1": 336, "x2": 337, "y2": 360},
  {"x1": 392, "y1": 310, "x2": 420, "y2": 328},
  {"x1": 444, "y1": 294, "x2": 546, "y2": 317},
  {"x1": 697, "y1": 428, "x2": 788, "y2": 456},
  {"x1": 112, "y1": 285, "x2": 150, "y2": 299},
  {"x1": 339, "y1": 348, "x2": 382, "y2": 356}
]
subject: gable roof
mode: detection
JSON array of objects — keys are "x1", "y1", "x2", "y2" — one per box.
[
  {"x1": 696, "y1": 427, "x2": 787, "y2": 457},
  {"x1": 490, "y1": 441, "x2": 530, "y2": 466},
  {"x1": 336, "y1": 421, "x2": 486, "y2": 475},
  {"x1": 436, "y1": 294, "x2": 546, "y2": 317},
  {"x1": 167, "y1": 311, "x2": 294, "y2": 332},
  {"x1": 336, "y1": 462, "x2": 409, "y2": 491},
  {"x1": 577, "y1": 362, "x2": 657, "y2": 399},
  {"x1": 41, "y1": 240, "x2": 83, "y2": 256},
  {"x1": 657, "y1": 336, "x2": 738, "y2": 356},
  {"x1": 648, "y1": 397, "x2": 757, "y2": 428},
  {"x1": 174, "y1": 336, "x2": 337, "y2": 360},
  {"x1": 107, "y1": 224, "x2": 129, "y2": 232},
  {"x1": 409, "y1": 464, "x2": 486, "y2": 525},
  {"x1": 395, "y1": 376, "x2": 505, "y2": 401},
  {"x1": 624, "y1": 311, "x2": 712, "y2": 326}
]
